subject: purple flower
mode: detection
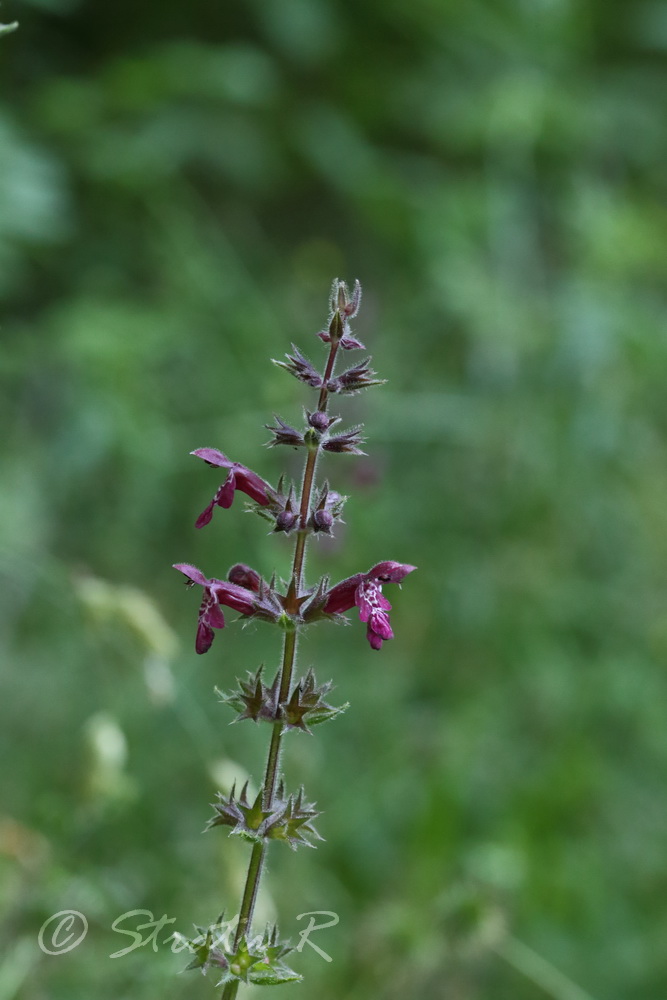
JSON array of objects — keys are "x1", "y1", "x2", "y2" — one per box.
[
  {"x1": 324, "y1": 561, "x2": 416, "y2": 650},
  {"x1": 173, "y1": 563, "x2": 259, "y2": 654},
  {"x1": 191, "y1": 448, "x2": 273, "y2": 528}
]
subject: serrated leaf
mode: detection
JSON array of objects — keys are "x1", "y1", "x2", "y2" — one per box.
[
  {"x1": 248, "y1": 961, "x2": 303, "y2": 985},
  {"x1": 306, "y1": 702, "x2": 349, "y2": 725},
  {"x1": 232, "y1": 827, "x2": 264, "y2": 844},
  {"x1": 218, "y1": 693, "x2": 246, "y2": 715},
  {"x1": 245, "y1": 500, "x2": 277, "y2": 523}
]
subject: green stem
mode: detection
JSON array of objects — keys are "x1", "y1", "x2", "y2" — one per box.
[
  {"x1": 232, "y1": 841, "x2": 264, "y2": 947},
  {"x1": 220, "y1": 336, "x2": 339, "y2": 1000},
  {"x1": 221, "y1": 980, "x2": 239, "y2": 1000},
  {"x1": 263, "y1": 629, "x2": 297, "y2": 807}
]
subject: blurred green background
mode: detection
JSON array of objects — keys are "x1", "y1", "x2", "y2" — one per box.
[{"x1": 2, "y1": 1, "x2": 667, "y2": 998}]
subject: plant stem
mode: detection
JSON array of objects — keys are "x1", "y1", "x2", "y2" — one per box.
[
  {"x1": 221, "y1": 978, "x2": 239, "y2": 1000},
  {"x1": 231, "y1": 841, "x2": 264, "y2": 948},
  {"x1": 263, "y1": 629, "x2": 297, "y2": 806},
  {"x1": 290, "y1": 338, "x2": 339, "y2": 588},
  {"x1": 220, "y1": 339, "x2": 339, "y2": 999},
  {"x1": 318, "y1": 340, "x2": 340, "y2": 411}
]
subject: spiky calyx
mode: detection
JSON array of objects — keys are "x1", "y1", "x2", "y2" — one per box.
[
  {"x1": 218, "y1": 666, "x2": 347, "y2": 732},
  {"x1": 248, "y1": 475, "x2": 348, "y2": 538},
  {"x1": 264, "y1": 415, "x2": 306, "y2": 449},
  {"x1": 207, "y1": 779, "x2": 323, "y2": 850},
  {"x1": 272, "y1": 345, "x2": 323, "y2": 388},
  {"x1": 176, "y1": 921, "x2": 301, "y2": 987}
]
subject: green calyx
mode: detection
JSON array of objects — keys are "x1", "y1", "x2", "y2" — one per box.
[
  {"x1": 207, "y1": 778, "x2": 323, "y2": 849},
  {"x1": 178, "y1": 922, "x2": 302, "y2": 987},
  {"x1": 217, "y1": 666, "x2": 348, "y2": 732}
]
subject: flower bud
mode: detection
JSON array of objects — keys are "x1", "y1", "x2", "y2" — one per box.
[
  {"x1": 275, "y1": 510, "x2": 298, "y2": 533},
  {"x1": 317, "y1": 280, "x2": 365, "y2": 350},
  {"x1": 328, "y1": 311, "x2": 344, "y2": 344},
  {"x1": 330, "y1": 278, "x2": 361, "y2": 319},
  {"x1": 312, "y1": 509, "x2": 334, "y2": 534},
  {"x1": 307, "y1": 410, "x2": 332, "y2": 432}
]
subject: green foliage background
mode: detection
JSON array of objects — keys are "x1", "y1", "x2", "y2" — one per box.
[{"x1": 2, "y1": 1, "x2": 667, "y2": 997}]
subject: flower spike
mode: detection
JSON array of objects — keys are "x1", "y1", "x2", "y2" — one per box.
[{"x1": 171, "y1": 280, "x2": 415, "y2": 996}]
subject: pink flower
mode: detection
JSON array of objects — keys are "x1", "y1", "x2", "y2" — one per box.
[
  {"x1": 173, "y1": 563, "x2": 259, "y2": 654},
  {"x1": 191, "y1": 448, "x2": 273, "y2": 528},
  {"x1": 324, "y1": 561, "x2": 416, "y2": 650}
]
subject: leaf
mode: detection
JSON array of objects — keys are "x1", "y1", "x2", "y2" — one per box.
[
  {"x1": 248, "y1": 961, "x2": 303, "y2": 985},
  {"x1": 307, "y1": 702, "x2": 349, "y2": 726}
]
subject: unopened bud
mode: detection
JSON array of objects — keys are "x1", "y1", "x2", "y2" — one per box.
[
  {"x1": 275, "y1": 510, "x2": 298, "y2": 533},
  {"x1": 330, "y1": 278, "x2": 362, "y2": 319},
  {"x1": 317, "y1": 280, "x2": 365, "y2": 350},
  {"x1": 312, "y1": 509, "x2": 334, "y2": 534},
  {"x1": 307, "y1": 410, "x2": 332, "y2": 432},
  {"x1": 328, "y1": 310, "x2": 344, "y2": 345}
]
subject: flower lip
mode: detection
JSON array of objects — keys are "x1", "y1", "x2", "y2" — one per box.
[{"x1": 321, "y1": 561, "x2": 416, "y2": 650}]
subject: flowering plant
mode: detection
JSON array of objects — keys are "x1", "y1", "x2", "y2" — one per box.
[{"x1": 172, "y1": 280, "x2": 415, "y2": 996}]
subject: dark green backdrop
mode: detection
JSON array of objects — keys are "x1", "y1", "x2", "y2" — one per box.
[{"x1": 2, "y1": 1, "x2": 667, "y2": 998}]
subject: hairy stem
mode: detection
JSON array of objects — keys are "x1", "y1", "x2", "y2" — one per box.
[
  {"x1": 318, "y1": 339, "x2": 340, "y2": 412},
  {"x1": 263, "y1": 629, "x2": 297, "y2": 806},
  {"x1": 220, "y1": 339, "x2": 339, "y2": 999},
  {"x1": 222, "y1": 978, "x2": 240, "y2": 1000},
  {"x1": 231, "y1": 841, "x2": 264, "y2": 949}
]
